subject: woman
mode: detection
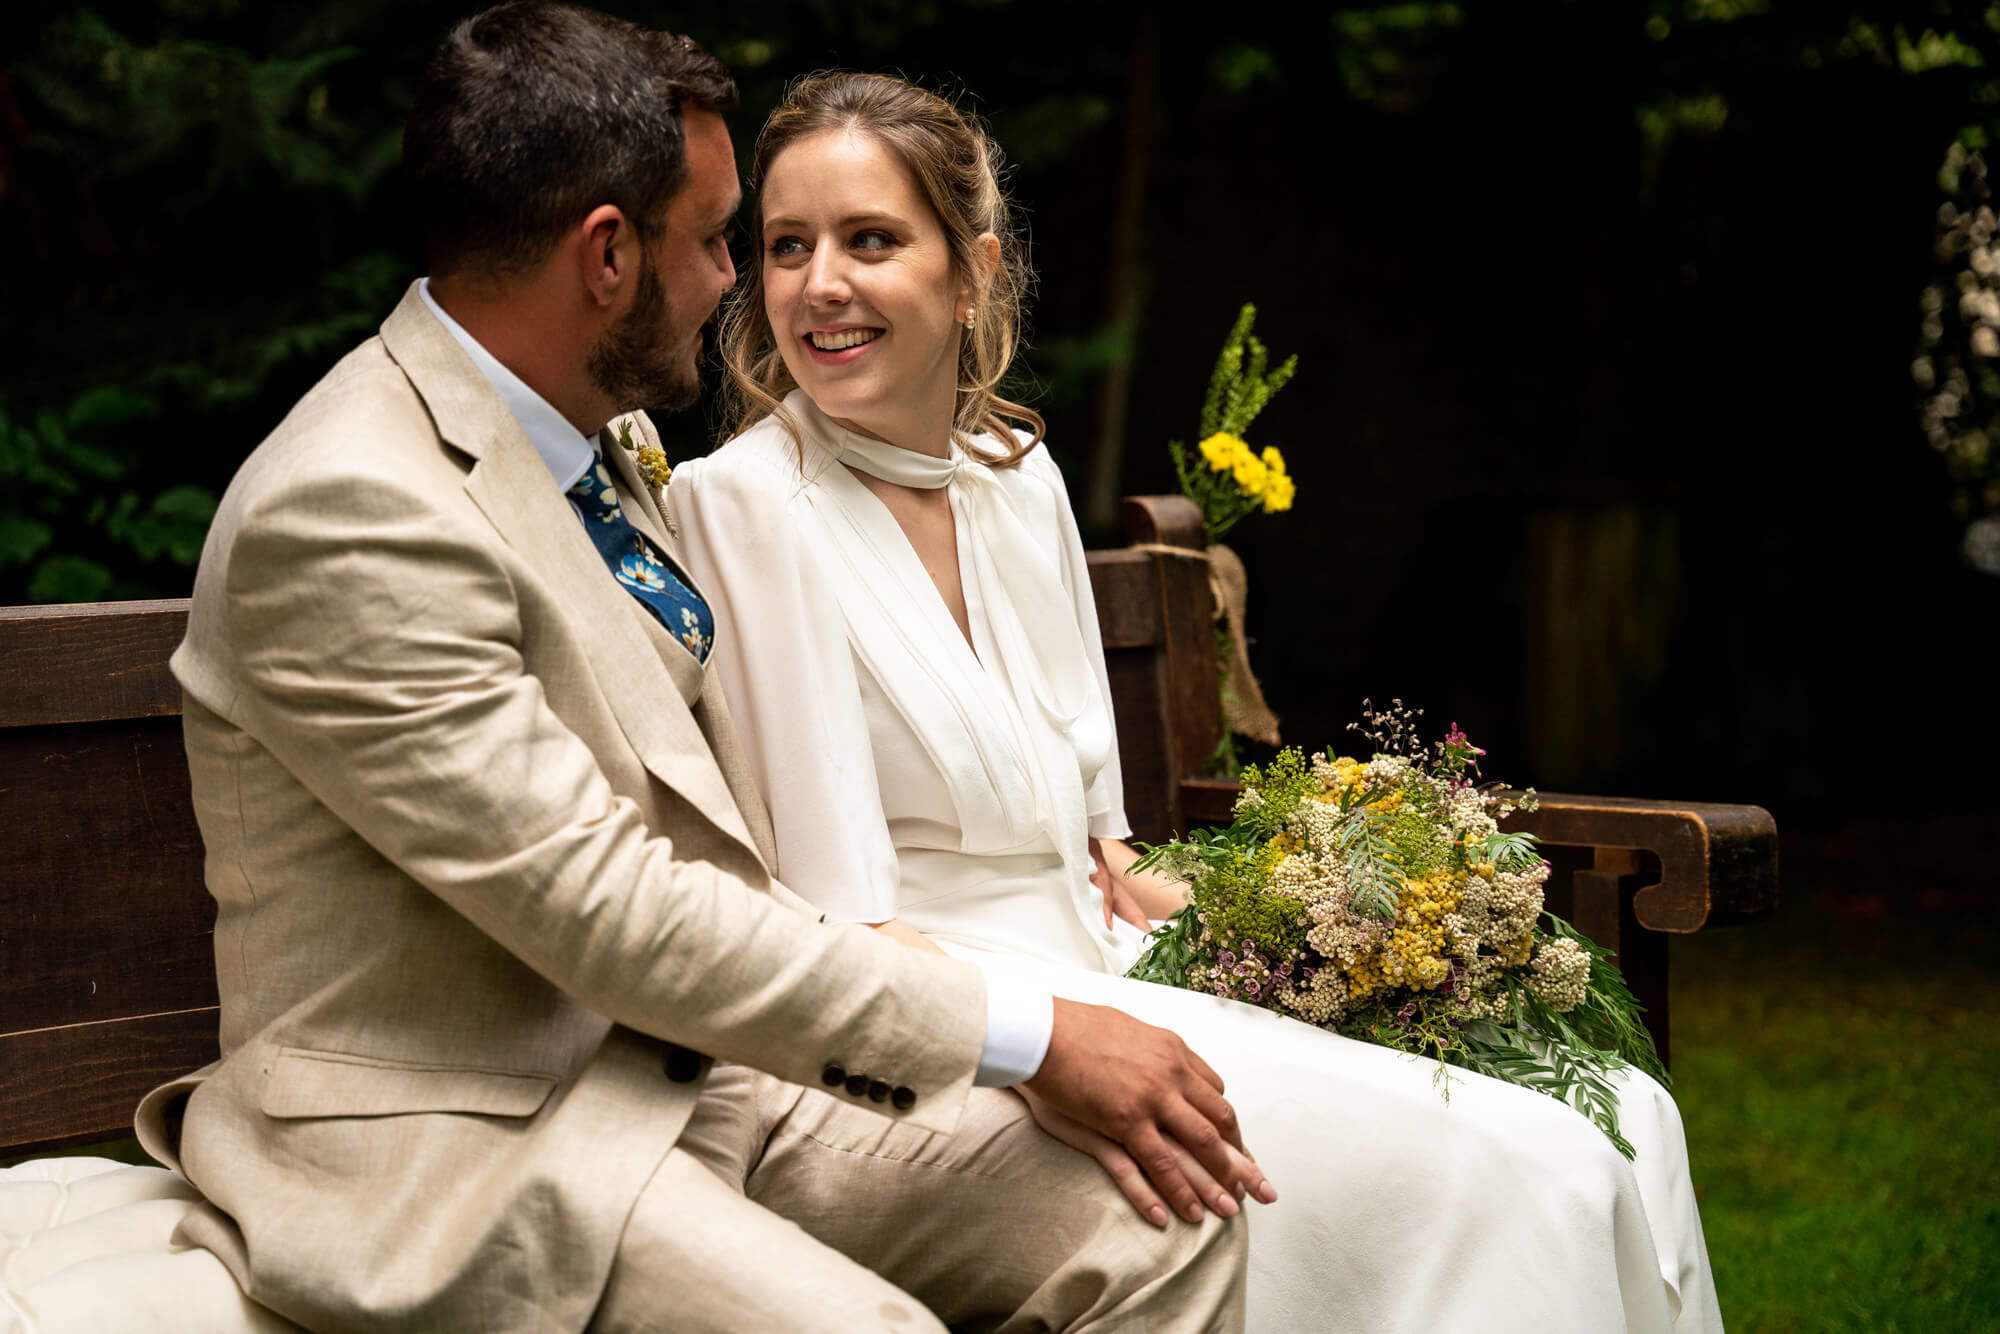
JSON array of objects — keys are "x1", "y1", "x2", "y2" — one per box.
[{"x1": 669, "y1": 72, "x2": 1722, "y2": 1332}]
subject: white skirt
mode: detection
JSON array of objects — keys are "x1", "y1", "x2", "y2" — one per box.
[{"x1": 964, "y1": 941, "x2": 1724, "y2": 1333}]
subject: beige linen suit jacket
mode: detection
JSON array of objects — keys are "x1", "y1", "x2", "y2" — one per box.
[{"x1": 134, "y1": 284, "x2": 989, "y2": 1332}]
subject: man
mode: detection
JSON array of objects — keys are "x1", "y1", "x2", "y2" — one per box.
[{"x1": 134, "y1": 5, "x2": 1264, "y2": 1330}]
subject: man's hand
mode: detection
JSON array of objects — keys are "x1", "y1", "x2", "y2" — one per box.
[
  {"x1": 1021, "y1": 998, "x2": 1277, "y2": 1225},
  {"x1": 1014, "y1": 1084, "x2": 1264, "y2": 1228}
]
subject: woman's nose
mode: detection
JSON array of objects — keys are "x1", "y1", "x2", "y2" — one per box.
[{"x1": 803, "y1": 245, "x2": 849, "y2": 305}]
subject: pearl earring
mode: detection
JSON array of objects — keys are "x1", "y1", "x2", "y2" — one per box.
[{"x1": 964, "y1": 304, "x2": 978, "y2": 331}]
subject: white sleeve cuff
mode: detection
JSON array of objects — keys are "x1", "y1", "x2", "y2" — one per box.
[
  {"x1": 1087, "y1": 810, "x2": 1133, "y2": 842},
  {"x1": 972, "y1": 961, "x2": 1055, "y2": 1087}
]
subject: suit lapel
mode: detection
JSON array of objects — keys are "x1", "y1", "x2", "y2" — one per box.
[
  {"x1": 379, "y1": 285, "x2": 762, "y2": 866},
  {"x1": 600, "y1": 414, "x2": 779, "y2": 870}
]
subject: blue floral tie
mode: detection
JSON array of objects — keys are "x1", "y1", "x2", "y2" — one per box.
[{"x1": 566, "y1": 457, "x2": 713, "y2": 663}]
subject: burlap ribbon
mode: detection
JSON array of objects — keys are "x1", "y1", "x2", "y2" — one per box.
[
  {"x1": 1131, "y1": 540, "x2": 1281, "y2": 746},
  {"x1": 1206, "y1": 542, "x2": 1281, "y2": 745}
]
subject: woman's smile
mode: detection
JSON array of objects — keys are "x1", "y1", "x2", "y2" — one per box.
[{"x1": 804, "y1": 325, "x2": 885, "y2": 362}]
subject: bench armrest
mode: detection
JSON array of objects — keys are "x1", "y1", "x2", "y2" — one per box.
[{"x1": 1501, "y1": 794, "x2": 1778, "y2": 934}]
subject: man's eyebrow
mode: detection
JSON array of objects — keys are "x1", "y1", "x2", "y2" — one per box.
[{"x1": 714, "y1": 191, "x2": 743, "y2": 228}]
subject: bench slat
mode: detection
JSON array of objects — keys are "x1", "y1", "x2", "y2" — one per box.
[
  {"x1": 0, "y1": 718, "x2": 218, "y2": 1036},
  {"x1": 0, "y1": 601, "x2": 189, "y2": 729},
  {"x1": 0, "y1": 1008, "x2": 220, "y2": 1159}
]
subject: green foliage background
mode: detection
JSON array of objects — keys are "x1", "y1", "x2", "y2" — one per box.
[{"x1": 12, "y1": 0, "x2": 2000, "y2": 603}]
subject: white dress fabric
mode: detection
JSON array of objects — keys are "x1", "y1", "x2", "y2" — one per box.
[
  {"x1": 669, "y1": 391, "x2": 1724, "y2": 1333},
  {"x1": 0, "y1": 1158, "x2": 301, "y2": 1334}
]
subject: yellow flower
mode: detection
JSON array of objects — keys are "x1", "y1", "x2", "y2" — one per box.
[
  {"x1": 637, "y1": 443, "x2": 673, "y2": 492},
  {"x1": 1261, "y1": 471, "x2": 1295, "y2": 513},
  {"x1": 1231, "y1": 453, "x2": 1268, "y2": 495},
  {"x1": 1198, "y1": 432, "x2": 1248, "y2": 473},
  {"x1": 1261, "y1": 445, "x2": 1287, "y2": 476}
]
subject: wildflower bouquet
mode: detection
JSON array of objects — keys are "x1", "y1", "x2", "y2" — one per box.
[{"x1": 1127, "y1": 702, "x2": 1668, "y2": 1157}]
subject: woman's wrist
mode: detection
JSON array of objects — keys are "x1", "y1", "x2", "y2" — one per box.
[{"x1": 1090, "y1": 838, "x2": 1190, "y2": 921}]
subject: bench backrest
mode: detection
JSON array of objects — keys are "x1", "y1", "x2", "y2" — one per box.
[{"x1": 0, "y1": 497, "x2": 1221, "y2": 1158}]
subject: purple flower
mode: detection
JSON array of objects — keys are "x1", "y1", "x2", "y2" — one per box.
[{"x1": 1445, "y1": 723, "x2": 1486, "y2": 756}]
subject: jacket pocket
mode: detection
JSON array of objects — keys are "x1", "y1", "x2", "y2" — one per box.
[{"x1": 259, "y1": 1046, "x2": 558, "y2": 1120}]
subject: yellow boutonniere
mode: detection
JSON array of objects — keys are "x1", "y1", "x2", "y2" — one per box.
[{"x1": 618, "y1": 419, "x2": 673, "y2": 493}]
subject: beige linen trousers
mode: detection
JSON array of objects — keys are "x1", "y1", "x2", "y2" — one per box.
[{"x1": 133, "y1": 285, "x2": 1244, "y2": 1332}]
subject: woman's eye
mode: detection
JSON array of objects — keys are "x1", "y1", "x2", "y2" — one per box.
[
  {"x1": 851, "y1": 230, "x2": 896, "y2": 252},
  {"x1": 767, "y1": 236, "x2": 805, "y2": 258}
]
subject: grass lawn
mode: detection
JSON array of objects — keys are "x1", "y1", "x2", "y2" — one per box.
[{"x1": 1672, "y1": 819, "x2": 2000, "y2": 1332}]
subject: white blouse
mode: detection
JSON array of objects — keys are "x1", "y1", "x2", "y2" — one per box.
[{"x1": 669, "y1": 392, "x2": 1132, "y2": 971}]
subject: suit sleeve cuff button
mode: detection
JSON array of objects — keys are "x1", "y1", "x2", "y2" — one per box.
[{"x1": 891, "y1": 1086, "x2": 916, "y2": 1111}]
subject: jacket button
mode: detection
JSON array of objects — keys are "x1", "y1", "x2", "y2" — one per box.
[
  {"x1": 662, "y1": 1044, "x2": 704, "y2": 1083},
  {"x1": 844, "y1": 1073, "x2": 870, "y2": 1098},
  {"x1": 867, "y1": 1080, "x2": 891, "y2": 1103},
  {"x1": 891, "y1": 1086, "x2": 916, "y2": 1111},
  {"x1": 821, "y1": 1064, "x2": 846, "y2": 1087}
]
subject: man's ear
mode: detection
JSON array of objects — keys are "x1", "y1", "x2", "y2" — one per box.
[{"x1": 580, "y1": 204, "x2": 638, "y2": 309}]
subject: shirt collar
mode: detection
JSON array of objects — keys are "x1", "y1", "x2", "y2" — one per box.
[{"x1": 418, "y1": 277, "x2": 597, "y2": 492}]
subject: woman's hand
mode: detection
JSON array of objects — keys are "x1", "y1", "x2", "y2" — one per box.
[
  {"x1": 1014, "y1": 1083, "x2": 1258, "y2": 1228},
  {"x1": 1090, "y1": 837, "x2": 1190, "y2": 931},
  {"x1": 1089, "y1": 843, "x2": 1152, "y2": 932}
]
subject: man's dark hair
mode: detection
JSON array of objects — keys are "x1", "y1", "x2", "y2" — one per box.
[{"x1": 404, "y1": 1, "x2": 736, "y2": 281}]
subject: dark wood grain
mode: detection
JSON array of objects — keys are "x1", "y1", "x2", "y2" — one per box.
[
  {"x1": 1120, "y1": 496, "x2": 1221, "y2": 789},
  {"x1": 1087, "y1": 546, "x2": 1184, "y2": 842},
  {"x1": 0, "y1": 718, "x2": 218, "y2": 1034},
  {"x1": 1103, "y1": 648, "x2": 1177, "y2": 842},
  {"x1": 0, "y1": 601, "x2": 189, "y2": 728},
  {"x1": 1181, "y1": 776, "x2": 1241, "y2": 828},
  {"x1": 0, "y1": 1008, "x2": 219, "y2": 1159},
  {"x1": 1086, "y1": 551, "x2": 1164, "y2": 650},
  {"x1": 1119, "y1": 495, "x2": 1204, "y2": 550}
]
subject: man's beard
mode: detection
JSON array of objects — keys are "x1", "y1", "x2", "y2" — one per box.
[{"x1": 586, "y1": 256, "x2": 702, "y2": 416}]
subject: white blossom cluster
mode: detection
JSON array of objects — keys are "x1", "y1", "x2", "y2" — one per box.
[
  {"x1": 1455, "y1": 864, "x2": 1547, "y2": 953},
  {"x1": 1527, "y1": 937, "x2": 1591, "y2": 1012},
  {"x1": 1363, "y1": 754, "x2": 1411, "y2": 788},
  {"x1": 1270, "y1": 965, "x2": 1350, "y2": 1024}
]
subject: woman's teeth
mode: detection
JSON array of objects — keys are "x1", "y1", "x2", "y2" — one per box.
[{"x1": 809, "y1": 329, "x2": 882, "y2": 351}]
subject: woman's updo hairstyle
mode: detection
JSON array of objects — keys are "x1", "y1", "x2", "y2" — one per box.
[{"x1": 718, "y1": 72, "x2": 1043, "y2": 466}]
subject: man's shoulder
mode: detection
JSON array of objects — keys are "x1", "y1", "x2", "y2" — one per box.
[
  {"x1": 271, "y1": 336, "x2": 434, "y2": 455},
  {"x1": 220, "y1": 336, "x2": 462, "y2": 508}
]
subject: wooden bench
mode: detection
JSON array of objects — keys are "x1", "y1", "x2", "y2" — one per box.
[{"x1": 0, "y1": 496, "x2": 1775, "y2": 1161}]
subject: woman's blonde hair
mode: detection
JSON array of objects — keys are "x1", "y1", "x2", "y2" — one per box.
[{"x1": 717, "y1": 72, "x2": 1044, "y2": 466}]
